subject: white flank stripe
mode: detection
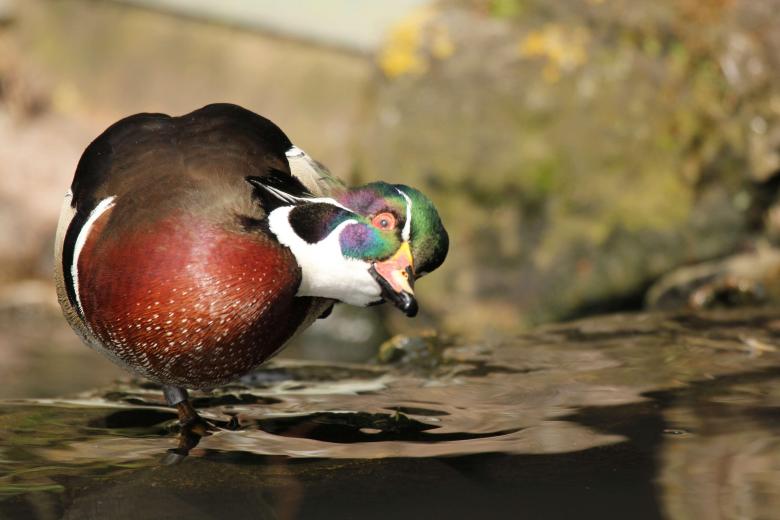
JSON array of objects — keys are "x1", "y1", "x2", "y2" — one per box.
[{"x1": 72, "y1": 196, "x2": 116, "y2": 315}]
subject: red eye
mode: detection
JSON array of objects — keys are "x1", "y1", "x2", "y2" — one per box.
[{"x1": 372, "y1": 212, "x2": 396, "y2": 230}]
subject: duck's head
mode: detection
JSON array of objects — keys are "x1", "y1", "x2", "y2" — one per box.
[
  {"x1": 251, "y1": 177, "x2": 448, "y2": 317},
  {"x1": 335, "y1": 182, "x2": 449, "y2": 316}
]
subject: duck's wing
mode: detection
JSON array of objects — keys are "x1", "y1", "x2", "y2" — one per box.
[{"x1": 285, "y1": 146, "x2": 347, "y2": 198}]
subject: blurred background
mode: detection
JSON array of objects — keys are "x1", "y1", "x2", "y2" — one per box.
[
  {"x1": 3, "y1": 0, "x2": 780, "y2": 396},
  {"x1": 2, "y1": 3, "x2": 780, "y2": 518}
]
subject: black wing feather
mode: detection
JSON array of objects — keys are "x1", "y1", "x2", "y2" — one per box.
[{"x1": 246, "y1": 169, "x2": 313, "y2": 213}]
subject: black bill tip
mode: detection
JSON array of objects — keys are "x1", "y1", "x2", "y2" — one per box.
[
  {"x1": 398, "y1": 291, "x2": 419, "y2": 317},
  {"x1": 369, "y1": 264, "x2": 419, "y2": 317}
]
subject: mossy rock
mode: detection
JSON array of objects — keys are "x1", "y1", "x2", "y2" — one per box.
[{"x1": 358, "y1": 0, "x2": 780, "y2": 333}]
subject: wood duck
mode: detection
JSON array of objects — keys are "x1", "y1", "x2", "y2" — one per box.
[{"x1": 54, "y1": 103, "x2": 448, "y2": 446}]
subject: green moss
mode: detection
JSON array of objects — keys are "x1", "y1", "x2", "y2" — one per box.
[{"x1": 489, "y1": 0, "x2": 526, "y2": 19}]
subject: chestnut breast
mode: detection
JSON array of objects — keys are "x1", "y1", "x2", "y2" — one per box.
[{"x1": 77, "y1": 207, "x2": 313, "y2": 388}]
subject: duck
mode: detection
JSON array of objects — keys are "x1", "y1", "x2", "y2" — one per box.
[{"x1": 53, "y1": 103, "x2": 448, "y2": 443}]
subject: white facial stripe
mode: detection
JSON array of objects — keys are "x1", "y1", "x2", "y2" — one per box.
[
  {"x1": 396, "y1": 188, "x2": 413, "y2": 242},
  {"x1": 307, "y1": 196, "x2": 352, "y2": 211},
  {"x1": 72, "y1": 196, "x2": 116, "y2": 316}
]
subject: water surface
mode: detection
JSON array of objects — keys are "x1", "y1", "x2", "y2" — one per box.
[{"x1": 1, "y1": 310, "x2": 779, "y2": 519}]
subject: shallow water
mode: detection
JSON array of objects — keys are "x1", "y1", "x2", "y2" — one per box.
[{"x1": 1, "y1": 310, "x2": 779, "y2": 519}]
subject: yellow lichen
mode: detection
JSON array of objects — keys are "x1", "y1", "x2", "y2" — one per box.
[
  {"x1": 378, "y1": 7, "x2": 455, "y2": 78},
  {"x1": 519, "y1": 24, "x2": 590, "y2": 82},
  {"x1": 430, "y1": 25, "x2": 455, "y2": 60},
  {"x1": 378, "y1": 8, "x2": 435, "y2": 78}
]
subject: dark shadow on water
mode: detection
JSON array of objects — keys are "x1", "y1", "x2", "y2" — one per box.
[
  {"x1": 253, "y1": 411, "x2": 521, "y2": 443},
  {"x1": 88, "y1": 408, "x2": 176, "y2": 430},
  {"x1": 384, "y1": 405, "x2": 449, "y2": 416}
]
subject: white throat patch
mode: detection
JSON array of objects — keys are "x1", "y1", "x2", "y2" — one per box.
[{"x1": 267, "y1": 206, "x2": 382, "y2": 306}]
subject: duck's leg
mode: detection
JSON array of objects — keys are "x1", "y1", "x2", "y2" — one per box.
[
  {"x1": 163, "y1": 385, "x2": 211, "y2": 456},
  {"x1": 164, "y1": 386, "x2": 196, "y2": 426}
]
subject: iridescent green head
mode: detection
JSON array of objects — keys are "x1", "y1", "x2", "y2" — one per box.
[{"x1": 336, "y1": 182, "x2": 449, "y2": 276}]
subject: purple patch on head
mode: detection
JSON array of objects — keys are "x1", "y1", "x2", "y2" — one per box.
[
  {"x1": 340, "y1": 223, "x2": 370, "y2": 251},
  {"x1": 338, "y1": 187, "x2": 386, "y2": 215},
  {"x1": 339, "y1": 222, "x2": 388, "y2": 259}
]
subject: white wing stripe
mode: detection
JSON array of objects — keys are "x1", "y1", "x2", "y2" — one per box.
[
  {"x1": 285, "y1": 145, "x2": 305, "y2": 158},
  {"x1": 259, "y1": 181, "x2": 353, "y2": 212}
]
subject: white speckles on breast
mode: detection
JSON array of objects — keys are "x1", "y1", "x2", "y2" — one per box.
[{"x1": 79, "y1": 221, "x2": 313, "y2": 389}]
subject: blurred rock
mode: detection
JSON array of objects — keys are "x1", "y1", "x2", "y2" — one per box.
[
  {"x1": 0, "y1": 0, "x2": 15, "y2": 25},
  {"x1": 359, "y1": 0, "x2": 780, "y2": 333},
  {"x1": 0, "y1": 109, "x2": 98, "y2": 283},
  {"x1": 377, "y1": 330, "x2": 454, "y2": 369},
  {"x1": 0, "y1": 278, "x2": 58, "y2": 312},
  {"x1": 6, "y1": 0, "x2": 371, "y2": 174},
  {"x1": 646, "y1": 243, "x2": 780, "y2": 311}
]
